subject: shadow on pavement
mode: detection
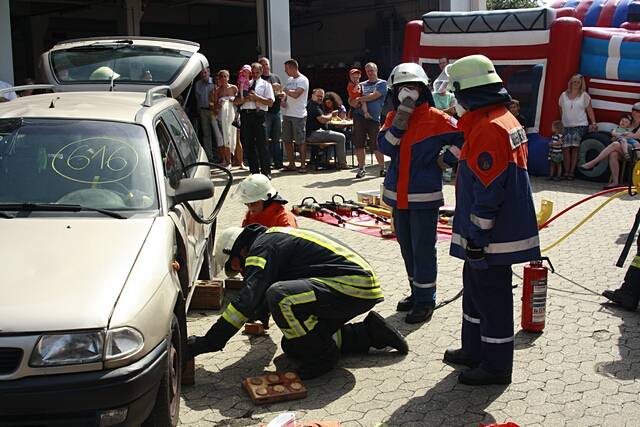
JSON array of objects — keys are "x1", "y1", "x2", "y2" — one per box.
[
  {"x1": 514, "y1": 329, "x2": 543, "y2": 351},
  {"x1": 382, "y1": 371, "x2": 506, "y2": 426},
  {"x1": 595, "y1": 303, "x2": 640, "y2": 380}
]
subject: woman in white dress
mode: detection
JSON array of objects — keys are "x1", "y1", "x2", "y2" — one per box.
[{"x1": 212, "y1": 69, "x2": 239, "y2": 167}]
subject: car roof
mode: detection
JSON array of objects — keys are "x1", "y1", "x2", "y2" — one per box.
[{"x1": 0, "y1": 91, "x2": 176, "y2": 123}]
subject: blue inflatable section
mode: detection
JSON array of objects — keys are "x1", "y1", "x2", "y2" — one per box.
[
  {"x1": 564, "y1": 0, "x2": 582, "y2": 8},
  {"x1": 527, "y1": 133, "x2": 550, "y2": 176},
  {"x1": 584, "y1": 0, "x2": 605, "y2": 27},
  {"x1": 580, "y1": 36, "x2": 640, "y2": 81}
]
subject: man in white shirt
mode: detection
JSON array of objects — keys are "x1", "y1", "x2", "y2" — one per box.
[
  {"x1": 0, "y1": 81, "x2": 17, "y2": 102},
  {"x1": 281, "y1": 59, "x2": 310, "y2": 172},
  {"x1": 238, "y1": 62, "x2": 275, "y2": 177}
]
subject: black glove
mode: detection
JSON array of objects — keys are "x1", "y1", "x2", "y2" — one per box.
[
  {"x1": 187, "y1": 317, "x2": 238, "y2": 359},
  {"x1": 466, "y1": 243, "x2": 488, "y2": 270},
  {"x1": 249, "y1": 302, "x2": 271, "y2": 329},
  {"x1": 391, "y1": 97, "x2": 416, "y2": 131}
]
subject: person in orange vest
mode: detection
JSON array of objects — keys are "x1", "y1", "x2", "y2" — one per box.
[
  {"x1": 378, "y1": 63, "x2": 463, "y2": 324},
  {"x1": 444, "y1": 55, "x2": 540, "y2": 385},
  {"x1": 235, "y1": 174, "x2": 298, "y2": 228}
]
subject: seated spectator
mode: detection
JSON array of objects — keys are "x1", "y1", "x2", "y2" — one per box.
[
  {"x1": 507, "y1": 99, "x2": 528, "y2": 127},
  {"x1": 323, "y1": 91, "x2": 347, "y2": 119},
  {"x1": 234, "y1": 174, "x2": 298, "y2": 228},
  {"x1": 0, "y1": 80, "x2": 17, "y2": 102},
  {"x1": 306, "y1": 88, "x2": 348, "y2": 169},
  {"x1": 431, "y1": 78, "x2": 456, "y2": 115},
  {"x1": 581, "y1": 104, "x2": 640, "y2": 188}
]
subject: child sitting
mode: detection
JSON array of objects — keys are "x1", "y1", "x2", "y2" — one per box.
[
  {"x1": 611, "y1": 113, "x2": 638, "y2": 160},
  {"x1": 548, "y1": 120, "x2": 564, "y2": 181},
  {"x1": 347, "y1": 68, "x2": 371, "y2": 119}
]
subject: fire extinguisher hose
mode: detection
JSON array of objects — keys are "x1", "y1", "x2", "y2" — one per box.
[{"x1": 541, "y1": 189, "x2": 627, "y2": 253}]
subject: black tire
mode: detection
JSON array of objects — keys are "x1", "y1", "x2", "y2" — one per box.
[
  {"x1": 198, "y1": 219, "x2": 217, "y2": 280},
  {"x1": 143, "y1": 315, "x2": 182, "y2": 427},
  {"x1": 576, "y1": 132, "x2": 613, "y2": 182}
]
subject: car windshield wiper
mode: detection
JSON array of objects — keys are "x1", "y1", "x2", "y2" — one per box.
[{"x1": 0, "y1": 203, "x2": 126, "y2": 219}]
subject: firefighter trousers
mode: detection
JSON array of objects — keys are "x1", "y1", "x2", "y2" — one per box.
[
  {"x1": 265, "y1": 278, "x2": 378, "y2": 362},
  {"x1": 461, "y1": 261, "x2": 514, "y2": 374},
  {"x1": 393, "y1": 208, "x2": 439, "y2": 303}
]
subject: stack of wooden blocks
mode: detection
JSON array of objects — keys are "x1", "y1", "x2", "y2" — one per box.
[{"x1": 190, "y1": 279, "x2": 224, "y2": 310}]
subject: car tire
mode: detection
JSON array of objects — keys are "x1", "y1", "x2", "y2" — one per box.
[
  {"x1": 198, "y1": 219, "x2": 217, "y2": 280},
  {"x1": 577, "y1": 132, "x2": 613, "y2": 182},
  {"x1": 143, "y1": 314, "x2": 182, "y2": 427}
]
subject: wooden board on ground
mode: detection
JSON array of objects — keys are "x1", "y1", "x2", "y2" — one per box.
[
  {"x1": 242, "y1": 372, "x2": 307, "y2": 405},
  {"x1": 190, "y1": 279, "x2": 224, "y2": 310}
]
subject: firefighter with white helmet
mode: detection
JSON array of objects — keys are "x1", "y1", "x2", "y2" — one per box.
[
  {"x1": 444, "y1": 55, "x2": 540, "y2": 385},
  {"x1": 378, "y1": 62, "x2": 463, "y2": 324},
  {"x1": 188, "y1": 224, "x2": 409, "y2": 379},
  {"x1": 233, "y1": 174, "x2": 297, "y2": 228},
  {"x1": 89, "y1": 66, "x2": 120, "y2": 81}
]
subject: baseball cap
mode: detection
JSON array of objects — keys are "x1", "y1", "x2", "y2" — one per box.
[{"x1": 349, "y1": 68, "x2": 362, "y2": 76}]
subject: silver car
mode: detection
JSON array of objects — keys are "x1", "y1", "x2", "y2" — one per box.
[{"x1": 0, "y1": 38, "x2": 230, "y2": 427}]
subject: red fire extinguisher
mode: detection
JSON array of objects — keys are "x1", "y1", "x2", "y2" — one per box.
[{"x1": 521, "y1": 257, "x2": 554, "y2": 332}]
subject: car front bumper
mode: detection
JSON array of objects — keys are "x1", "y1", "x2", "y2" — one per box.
[{"x1": 0, "y1": 340, "x2": 167, "y2": 427}]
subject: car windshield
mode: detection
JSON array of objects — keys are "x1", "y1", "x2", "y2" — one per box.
[
  {"x1": 0, "y1": 118, "x2": 158, "y2": 212},
  {"x1": 51, "y1": 43, "x2": 193, "y2": 84}
]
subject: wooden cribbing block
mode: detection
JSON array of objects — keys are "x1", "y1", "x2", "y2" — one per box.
[
  {"x1": 181, "y1": 358, "x2": 195, "y2": 385},
  {"x1": 242, "y1": 372, "x2": 307, "y2": 405},
  {"x1": 225, "y1": 276, "x2": 244, "y2": 290},
  {"x1": 244, "y1": 322, "x2": 266, "y2": 336},
  {"x1": 190, "y1": 279, "x2": 224, "y2": 310}
]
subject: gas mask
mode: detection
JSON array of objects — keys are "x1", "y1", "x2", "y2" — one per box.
[{"x1": 398, "y1": 87, "x2": 420, "y2": 103}]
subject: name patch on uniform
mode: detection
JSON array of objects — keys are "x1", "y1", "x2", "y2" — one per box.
[
  {"x1": 477, "y1": 151, "x2": 493, "y2": 171},
  {"x1": 508, "y1": 126, "x2": 528, "y2": 150}
]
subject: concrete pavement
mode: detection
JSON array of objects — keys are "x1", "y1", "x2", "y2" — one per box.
[{"x1": 181, "y1": 164, "x2": 640, "y2": 427}]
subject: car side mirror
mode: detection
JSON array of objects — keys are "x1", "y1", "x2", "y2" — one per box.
[{"x1": 170, "y1": 178, "x2": 214, "y2": 205}]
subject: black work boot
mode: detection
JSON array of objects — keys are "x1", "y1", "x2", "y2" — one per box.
[
  {"x1": 458, "y1": 367, "x2": 512, "y2": 385},
  {"x1": 405, "y1": 302, "x2": 435, "y2": 324},
  {"x1": 364, "y1": 311, "x2": 409, "y2": 354},
  {"x1": 396, "y1": 295, "x2": 414, "y2": 312},
  {"x1": 443, "y1": 348, "x2": 479, "y2": 368},
  {"x1": 602, "y1": 288, "x2": 639, "y2": 310}
]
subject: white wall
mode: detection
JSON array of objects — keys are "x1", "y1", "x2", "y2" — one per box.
[{"x1": 0, "y1": 0, "x2": 14, "y2": 84}]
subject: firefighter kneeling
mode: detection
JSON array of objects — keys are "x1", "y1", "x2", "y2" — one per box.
[
  {"x1": 444, "y1": 55, "x2": 541, "y2": 385},
  {"x1": 187, "y1": 225, "x2": 409, "y2": 379}
]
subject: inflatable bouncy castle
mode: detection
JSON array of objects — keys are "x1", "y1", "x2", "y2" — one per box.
[{"x1": 402, "y1": 1, "x2": 640, "y2": 180}]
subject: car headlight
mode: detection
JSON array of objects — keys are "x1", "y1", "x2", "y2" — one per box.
[
  {"x1": 105, "y1": 327, "x2": 144, "y2": 361},
  {"x1": 30, "y1": 332, "x2": 104, "y2": 367}
]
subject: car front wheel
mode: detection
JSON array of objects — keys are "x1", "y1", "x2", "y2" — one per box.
[{"x1": 143, "y1": 314, "x2": 182, "y2": 427}]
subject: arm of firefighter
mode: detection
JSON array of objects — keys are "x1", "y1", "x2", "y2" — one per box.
[
  {"x1": 378, "y1": 111, "x2": 402, "y2": 156},
  {"x1": 437, "y1": 130, "x2": 465, "y2": 168},
  {"x1": 223, "y1": 244, "x2": 279, "y2": 330},
  {"x1": 200, "y1": 316, "x2": 239, "y2": 352},
  {"x1": 467, "y1": 126, "x2": 510, "y2": 248}
]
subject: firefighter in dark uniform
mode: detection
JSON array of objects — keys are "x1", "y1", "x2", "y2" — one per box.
[
  {"x1": 443, "y1": 55, "x2": 541, "y2": 385},
  {"x1": 187, "y1": 224, "x2": 409, "y2": 379},
  {"x1": 603, "y1": 243, "x2": 640, "y2": 310}
]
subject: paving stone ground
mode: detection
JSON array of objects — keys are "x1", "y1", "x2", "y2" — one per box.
[{"x1": 181, "y1": 164, "x2": 640, "y2": 427}]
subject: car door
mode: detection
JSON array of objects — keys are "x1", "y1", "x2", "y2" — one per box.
[{"x1": 39, "y1": 37, "x2": 208, "y2": 99}]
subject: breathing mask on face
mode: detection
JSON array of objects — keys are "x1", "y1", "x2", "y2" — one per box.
[{"x1": 398, "y1": 87, "x2": 420, "y2": 103}]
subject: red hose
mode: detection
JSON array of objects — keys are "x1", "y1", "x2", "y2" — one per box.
[{"x1": 538, "y1": 185, "x2": 626, "y2": 229}]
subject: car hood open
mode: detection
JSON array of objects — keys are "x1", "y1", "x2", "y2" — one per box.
[{"x1": 0, "y1": 218, "x2": 154, "y2": 333}]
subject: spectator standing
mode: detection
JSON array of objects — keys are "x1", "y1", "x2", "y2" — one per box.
[
  {"x1": 237, "y1": 62, "x2": 274, "y2": 177},
  {"x1": 19, "y1": 78, "x2": 35, "y2": 96},
  {"x1": 507, "y1": 99, "x2": 528, "y2": 127},
  {"x1": 432, "y1": 78, "x2": 456, "y2": 115},
  {"x1": 306, "y1": 88, "x2": 348, "y2": 169},
  {"x1": 558, "y1": 74, "x2": 597, "y2": 180},
  {"x1": 194, "y1": 67, "x2": 216, "y2": 162},
  {"x1": 281, "y1": 59, "x2": 310, "y2": 172},
  {"x1": 259, "y1": 57, "x2": 284, "y2": 169},
  {"x1": 349, "y1": 62, "x2": 387, "y2": 178},
  {"x1": 212, "y1": 69, "x2": 238, "y2": 167},
  {"x1": 0, "y1": 80, "x2": 17, "y2": 102}
]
